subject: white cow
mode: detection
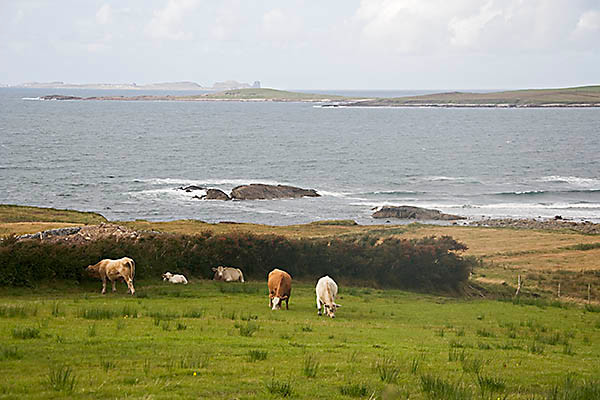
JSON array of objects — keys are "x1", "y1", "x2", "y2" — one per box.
[
  {"x1": 162, "y1": 272, "x2": 188, "y2": 284},
  {"x1": 316, "y1": 276, "x2": 341, "y2": 318}
]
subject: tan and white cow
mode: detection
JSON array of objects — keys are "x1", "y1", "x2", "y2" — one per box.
[
  {"x1": 267, "y1": 268, "x2": 292, "y2": 310},
  {"x1": 162, "y1": 272, "x2": 188, "y2": 284},
  {"x1": 212, "y1": 266, "x2": 245, "y2": 282},
  {"x1": 316, "y1": 275, "x2": 341, "y2": 318},
  {"x1": 86, "y1": 257, "x2": 136, "y2": 295}
]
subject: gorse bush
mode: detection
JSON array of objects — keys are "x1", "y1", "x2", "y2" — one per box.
[{"x1": 0, "y1": 232, "x2": 472, "y2": 291}]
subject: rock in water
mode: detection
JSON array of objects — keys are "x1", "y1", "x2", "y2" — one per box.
[
  {"x1": 372, "y1": 206, "x2": 465, "y2": 220},
  {"x1": 202, "y1": 188, "x2": 230, "y2": 200},
  {"x1": 230, "y1": 184, "x2": 320, "y2": 200}
]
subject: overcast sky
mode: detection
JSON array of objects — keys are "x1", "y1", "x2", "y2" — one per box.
[{"x1": 1, "y1": 0, "x2": 599, "y2": 90}]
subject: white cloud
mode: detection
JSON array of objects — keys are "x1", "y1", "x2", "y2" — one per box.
[
  {"x1": 354, "y1": 0, "x2": 598, "y2": 54},
  {"x1": 576, "y1": 10, "x2": 600, "y2": 31},
  {"x1": 145, "y1": 0, "x2": 199, "y2": 40},
  {"x1": 96, "y1": 4, "x2": 112, "y2": 25}
]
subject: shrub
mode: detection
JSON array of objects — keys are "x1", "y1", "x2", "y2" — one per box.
[{"x1": 1, "y1": 231, "x2": 472, "y2": 291}]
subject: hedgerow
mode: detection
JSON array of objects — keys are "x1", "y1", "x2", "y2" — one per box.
[{"x1": 0, "y1": 232, "x2": 473, "y2": 291}]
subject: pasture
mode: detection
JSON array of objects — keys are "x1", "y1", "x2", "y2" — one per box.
[{"x1": 1, "y1": 280, "x2": 599, "y2": 399}]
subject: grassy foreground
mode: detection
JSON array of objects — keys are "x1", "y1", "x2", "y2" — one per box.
[{"x1": 1, "y1": 281, "x2": 600, "y2": 399}]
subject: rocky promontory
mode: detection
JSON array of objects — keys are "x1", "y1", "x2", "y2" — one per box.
[
  {"x1": 372, "y1": 206, "x2": 466, "y2": 220},
  {"x1": 231, "y1": 184, "x2": 320, "y2": 200}
]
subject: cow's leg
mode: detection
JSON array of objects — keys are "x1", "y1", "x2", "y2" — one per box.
[
  {"x1": 316, "y1": 297, "x2": 322, "y2": 316},
  {"x1": 112, "y1": 280, "x2": 117, "y2": 293},
  {"x1": 126, "y1": 278, "x2": 135, "y2": 296},
  {"x1": 285, "y1": 298, "x2": 289, "y2": 310},
  {"x1": 101, "y1": 277, "x2": 107, "y2": 295},
  {"x1": 269, "y1": 297, "x2": 272, "y2": 308}
]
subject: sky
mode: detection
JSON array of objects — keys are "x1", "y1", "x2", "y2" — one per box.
[{"x1": 1, "y1": 0, "x2": 599, "y2": 90}]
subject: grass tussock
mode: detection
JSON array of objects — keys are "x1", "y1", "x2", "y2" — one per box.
[
  {"x1": 47, "y1": 365, "x2": 76, "y2": 392},
  {"x1": 248, "y1": 350, "x2": 268, "y2": 362},
  {"x1": 375, "y1": 356, "x2": 401, "y2": 384},
  {"x1": 265, "y1": 375, "x2": 293, "y2": 397},
  {"x1": 0, "y1": 305, "x2": 38, "y2": 318},
  {"x1": 339, "y1": 382, "x2": 369, "y2": 397},
  {"x1": 11, "y1": 326, "x2": 40, "y2": 339},
  {"x1": 302, "y1": 354, "x2": 319, "y2": 378}
]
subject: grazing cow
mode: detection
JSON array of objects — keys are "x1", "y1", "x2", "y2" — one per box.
[
  {"x1": 268, "y1": 268, "x2": 292, "y2": 310},
  {"x1": 162, "y1": 272, "x2": 188, "y2": 284},
  {"x1": 212, "y1": 266, "x2": 245, "y2": 282},
  {"x1": 86, "y1": 257, "x2": 135, "y2": 295},
  {"x1": 316, "y1": 276, "x2": 341, "y2": 318}
]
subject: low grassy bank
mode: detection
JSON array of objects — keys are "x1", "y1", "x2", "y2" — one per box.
[{"x1": 0, "y1": 281, "x2": 599, "y2": 399}]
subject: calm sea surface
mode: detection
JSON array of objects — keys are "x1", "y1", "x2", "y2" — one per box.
[{"x1": 1, "y1": 88, "x2": 600, "y2": 224}]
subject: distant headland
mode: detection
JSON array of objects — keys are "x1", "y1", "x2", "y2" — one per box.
[
  {"x1": 29, "y1": 85, "x2": 600, "y2": 107},
  {"x1": 12, "y1": 80, "x2": 262, "y2": 91}
]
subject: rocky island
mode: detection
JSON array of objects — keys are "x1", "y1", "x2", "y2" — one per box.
[
  {"x1": 177, "y1": 183, "x2": 320, "y2": 201},
  {"x1": 372, "y1": 206, "x2": 465, "y2": 221}
]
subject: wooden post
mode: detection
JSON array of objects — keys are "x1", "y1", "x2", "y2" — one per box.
[
  {"x1": 515, "y1": 275, "x2": 522, "y2": 297},
  {"x1": 588, "y1": 284, "x2": 592, "y2": 304},
  {"x1": 557, "y1": 282, "x2": 561, "y2": 298}
]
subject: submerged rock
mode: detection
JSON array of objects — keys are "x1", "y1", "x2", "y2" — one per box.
[
  {"x1": 178, "y1": 185, "x2": 205, "y2": 192},
  {"x1": 230, "y1": 184, "x2": 320, "y2": 200},
  {"x1": 372, "y1": 206, "x2": 466, "y2": 220}
]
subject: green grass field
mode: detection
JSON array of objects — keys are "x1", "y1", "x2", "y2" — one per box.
[{"x1": 1, "y1": 280, "x2": 599, "y2": 399}]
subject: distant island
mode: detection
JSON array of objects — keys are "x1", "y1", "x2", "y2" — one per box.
[
  {"x1": 13, "y1": 80, "x2": 261, "y2": 91},
  {"x1": 341, "y1": 85, "x2": 600, "y2": 108},
  {"x1": 39, "y1": 88, "x2": 352, "y2": 103},
  {"x1": 34, "y1": 85, "x2": 600, "y2": 107}
]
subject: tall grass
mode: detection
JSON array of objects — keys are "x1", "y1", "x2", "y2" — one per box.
[
  {"x1": 547, "y1": 374, "x2": 600, "y2": 400},
  {"x1": 302, "y1": 354, "x2": 319, "y2": 378},
  {"x1": 375, "y1": 356, "x2": 401, "y2": 384},
  {"x1": 0, "y1": 346, "x2": 23, "y2": 360},
  {"x1": 11, "y1": 326, "x2": 40, "y2": 339},
  {"x1": 265, "y1": 375, "x2": 293, "y2": 397},
  {"x1": 78, "y1": 307, "x2": 116, "y2": 320},
  {"x1": 47, "y1": 365, "x2": 76, "y2": 392},
  {"x1": 420, "y1": 374, "x2": 471, "y2": 400},
  {"x1": 0, "y1": 305, "x2": 38, "y2": 318},
  {"x1": 248, "y1": 350, "x2": 268, "y2": 362},
  {"x1": 339, "y1": 383, "x2": 369, "y2": 397}
]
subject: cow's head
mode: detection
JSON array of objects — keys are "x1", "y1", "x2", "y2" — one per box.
[
  {"x1": 85, "y1": 264, "x2": 100, "y2": 277},
  {"x1": 324, "y1": 303, "x2": 341, "y2": 318},
  {"x1": 162, "y1": 272, "x2": 173, "y2": 281},
  {"x1": 212, "y1": 266, "x2": 225, "y2": 280}
]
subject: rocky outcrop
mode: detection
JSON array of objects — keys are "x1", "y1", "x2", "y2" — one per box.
[
  {"x1": 231, "y1": 184, "x2": 320, "y2": 200},
  {"x1": 178, "y1": 185, "x2": 205, "y2": 192},
  {"x1": 372, "y1": 206, "x2": 466, "y2": 220},
  {"x1": 469, "y1": 218, "x2": 600, "y2": 234},
  {"x1": 200, "y1": 188, "x2": 230, "y2": 201},
  {"x1": 40, "y1": 95, "x2": 83, "y2": 101}
]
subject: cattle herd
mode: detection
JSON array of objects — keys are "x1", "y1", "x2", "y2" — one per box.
[{"x1": 86, "y1": 258, "x2": 341, "y2": 318}]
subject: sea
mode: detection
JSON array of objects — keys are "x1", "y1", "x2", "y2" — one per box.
[{"x1": 1, "y1": 87, "x2": 600, "y2": 225}]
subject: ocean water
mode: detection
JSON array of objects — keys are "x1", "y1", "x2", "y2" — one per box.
[{"x1": 1, "y1": 88, "x2": 600, "y2": 225}]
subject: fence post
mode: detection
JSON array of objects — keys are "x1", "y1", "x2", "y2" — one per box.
[
  {"x1": 588, "y1": 283, "x2": 592, "y2": 304},
  {"x1": 515, "y1": 274, "x2": 522, "y2": 297},
  {"x1": 557, "y1": 282, "x2": 561, "y2": 298}
]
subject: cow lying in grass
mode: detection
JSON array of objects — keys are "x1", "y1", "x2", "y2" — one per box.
[
  {"x1": 316, "y1": 276, "x2": 341, "y2": 318},
  {"x1": 268, "y1": 268, "x2": 292, "y2": 310},
  {"x1": 212, "y1": 266, "x2": 245, "y2": 282},
  {"x1": 86, "y1": 257, "x2": 135, "y2": 295},
  {"x1": 162, "y1": 272, "x2": 188, "y2": 284}
]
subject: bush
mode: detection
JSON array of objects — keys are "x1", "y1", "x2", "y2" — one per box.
[{"x1": 0, "y1": 232, "x2": 472, "y2": 291}]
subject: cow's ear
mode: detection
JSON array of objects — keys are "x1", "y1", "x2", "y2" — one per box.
[
  {"x1": 335, "y1": 303, "x2": 342, "y2": 308},
  {"x1": 211, "y1": 267, "x2": 217, "y2": 271}
]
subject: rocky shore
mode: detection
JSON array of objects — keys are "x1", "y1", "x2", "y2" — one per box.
[{"x1": 469, "y1": 218, "x2": 600, "y2": 234}]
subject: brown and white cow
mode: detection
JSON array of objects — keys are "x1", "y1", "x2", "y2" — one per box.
[
  {"x1": 86, "y1": 257, "x2": 135, "y2": 295},
  {"x1": 267, "y1": 268, "x2": 292, "y2": 310},
  {"x1": 316, "y1": 276, "x2": 341, "y2": 318},
  {"x1": 212, "y1": 266, "x2": 245, "y2": 282}
]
